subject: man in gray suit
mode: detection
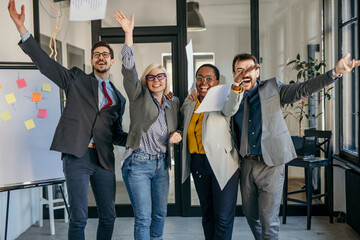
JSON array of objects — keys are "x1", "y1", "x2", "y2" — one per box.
[
  {"x1": 223, "y1": 52, "x2": 360, "y2": 239},
  {"x1": 8, "y1": 1, "x2": 127, "y2": 239}
]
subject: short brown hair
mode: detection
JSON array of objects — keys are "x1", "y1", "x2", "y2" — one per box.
[
  {"x1": 91, "y1": 41, "x2": 114, "y2": 59},
  {"x1": 232, "y1": 53, "x2": 258, "y2": 72}
]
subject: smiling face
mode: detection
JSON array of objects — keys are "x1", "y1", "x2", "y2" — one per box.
[
  {"x1": 146, "y1": 68, "x2": 167, "y2": 95},
  {"x1": 233, "y1": 59, "x2": 260, "y2": 92},
  {"x1": 91, "y1": 46, "x2": 114, "y2": 75},
  {"x1": 195, "y1": 66, "x2": 219, "y2": 102}
]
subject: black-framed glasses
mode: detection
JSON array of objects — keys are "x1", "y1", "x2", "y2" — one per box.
[
  {"x1": 145, "y1": 73, "x2": 166, "y2": 81},
  {"x1": 195, "y1": 76, "x2": 217, "y2": 83},
  {"x1": 93, "y1": 52, "x2": 111, "y2": 59}
]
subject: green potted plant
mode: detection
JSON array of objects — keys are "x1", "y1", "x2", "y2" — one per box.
[{"x1": 283, "y1": 54, "x2": 333, "y2": 137}]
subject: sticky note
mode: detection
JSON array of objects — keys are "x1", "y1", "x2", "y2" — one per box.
[
  {"x1": 32, "y1": 92, "x2": 42, "y2": 102},
  {"x1": 24, "y1": 119, "x2": 35, "y2": 130},
  {"x1": 16, "y1": 78, "x2": 27, "y2": 89},
  {"x1": 38, "y1": 109, "x2": 48, "y2": 118},
  {"x1": 42, "y1": 83, "x2": 51, "y2": 92},
  {"x1": 1, "y1": 111, "x2": 12, "y2": 122},
  {"x1": 0, "y1": 84, "x2": 2, "y2": 89},
  {"x1": 5, "y1": 93, "x2": 16, "y2": 104}
]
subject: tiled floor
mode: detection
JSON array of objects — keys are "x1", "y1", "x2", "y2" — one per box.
[{"x1": 17, "y1": 216, "x2": 360, "y2": 240}]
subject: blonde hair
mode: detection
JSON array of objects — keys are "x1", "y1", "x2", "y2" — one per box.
[{"x1": 140, "y1": 63, "x2": 170, "y2": 94}]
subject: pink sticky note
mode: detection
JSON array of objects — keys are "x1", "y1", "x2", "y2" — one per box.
[
  {"x1": 38, "y1": 109, "x2": 48, "y2": 118},
  {"x1": 16, "y1": 78, "x2": 27, "y2": 89}
]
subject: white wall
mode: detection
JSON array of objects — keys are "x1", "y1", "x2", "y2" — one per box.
[
  {"x1": 189, "y1": 25, "x2": 251, "y2": 85},
  {"x1": 0, "y1": 0, "x2": 91, "y2": 239}
]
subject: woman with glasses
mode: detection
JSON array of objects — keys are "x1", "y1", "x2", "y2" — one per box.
[
  {"x1": 181, "y1": 64, "x2": 241, "y2": 240},
  {"x1": 114, "y1": 11, "x2": 182, "y2": 240}
]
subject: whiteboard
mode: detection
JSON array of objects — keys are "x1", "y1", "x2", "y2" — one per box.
[{"x1": 0, "y1": 68, "x2": 63, "y2": 190}]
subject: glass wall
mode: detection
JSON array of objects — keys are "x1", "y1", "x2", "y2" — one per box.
[
  {"x1": 340, "y1": 0, "x2": 359, "y2": 159},
  {"x1": 259, "y1": 0, "x2": 326, "y2": 191},
  {"x1": 88, "y1": 42, "x2": 174, "y2": 206},
  {"x1": 188, "y1": 0, "x2": 251, "y2": 206}
]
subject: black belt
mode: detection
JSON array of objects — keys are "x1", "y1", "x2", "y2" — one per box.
[{"x1": 245, "y1": 155, "x2": 263, "y2": 161}]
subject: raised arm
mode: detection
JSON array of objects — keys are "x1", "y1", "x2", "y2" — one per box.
[
  {"x1": 333, "y1": 53, "x2": 360, "y2": 78},
  {"x1": 8, "y1": 0, "x2": 77, "y2": 90},
  {"x1": 8, "y1": 0, "x2": 27, "y2": 36},
  {"x1": 280, "y1": 53, "x2": 360, "y2": 105},
  {"x1": 114, "y1": 10, "x2": 134, "y2": 47}
]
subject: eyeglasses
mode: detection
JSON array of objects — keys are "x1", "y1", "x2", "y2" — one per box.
[
  {"x1": 195, "y1": 76, "x2": 217, "y2": 83},
  {"x1": 93, "y1": 52, "x2": 111, "y2": 59},
  {"x1": 145, "y1": 73, "x2": 166, "y2": 81}
]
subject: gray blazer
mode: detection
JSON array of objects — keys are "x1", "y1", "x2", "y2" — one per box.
[
  {"x1": 223, "y1": 73, "x2": 334, "y2": 166},
  {"x1": 122, "y1": 66, "x2": 180, "y2": 167},
  {"x1": 19, "y1": 35, "x2": 127, "y2": 172},
  {"x1": 181, "y1": 98, "x2": 240, "y2": 190}
]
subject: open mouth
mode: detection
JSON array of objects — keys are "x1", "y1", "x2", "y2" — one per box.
[
  {"x1": 199, "y1": 86, "x2": 209, "y2": 93},
  {"x1": 152, "y1": 84, "x2": 161, "y2": 88},
  {"x1": 242, "y1": 77, "x2": 251, "y2": 84}
]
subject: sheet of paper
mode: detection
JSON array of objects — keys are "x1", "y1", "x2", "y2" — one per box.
[
  {"x1": 5, "y1": 93, "x2": 16, "y2": 104},
  {"x1": 186, "y1": 39, "x2": 194, "y2": 92},
  {"x1": 42, "y1": 83, "x2": 51, "y2": 92},
  {"x1": 16, "y1": 78, "x2": 27, "y2": 89},
  {"x1": 38, "y1": 109, "x2": 48, "y2": 118},
  {"x1": 70, "y1": 0, "x2": 108, "y2": 21},
  {"x1": 24, "y1": 119, "x2": 35, "y2": 130},
  {"x1": 1, "y1": 111, "x2": 12, "y2": 122},
  {"x1": 32, "y1": 92, "x2": 42, "y2": 102},
  {"x1": 194, "y1": 84, "x2": 232, "y2": 113}
]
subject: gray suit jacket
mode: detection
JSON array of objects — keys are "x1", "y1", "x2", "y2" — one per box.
[
  {"x1": 181, "y1": 98, "x2": 240, "y2": 190},
  {"x1": 122, "y1": 66, "x2": 180, "y2": 167},
  {"x1": 19, "y1": 35, "x2": 127, "y2": 172},
  {"x1": 223, "y1": 73, "x2": 334, "y2": 166}
]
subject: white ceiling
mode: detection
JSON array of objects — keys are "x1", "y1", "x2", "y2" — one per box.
[{"x1": 102, "y1": 0, "x2": 299, "y2": 28}]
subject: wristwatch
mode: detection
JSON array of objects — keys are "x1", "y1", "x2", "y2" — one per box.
[{"x1": 332, "y1": 68, "x2": 343, "y2": 79}]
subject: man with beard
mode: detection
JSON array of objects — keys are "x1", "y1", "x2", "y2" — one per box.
[
  {"x1": 8, "y1": 1, "x2": 127, "y2": 239},
  {"x1": 223, "y1": 53, "x2": 360, "y2": 240}
]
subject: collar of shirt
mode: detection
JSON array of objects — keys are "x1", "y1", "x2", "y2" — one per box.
[
  {"x1": 151, "y1": 94, "x2": 170, "y2": 110},
  {"x1": 94, "y1": 74, "x2": 110, "y2": 86},
  {"x1": 246, "y1": 81, "x2": 259, "y2": 98}
]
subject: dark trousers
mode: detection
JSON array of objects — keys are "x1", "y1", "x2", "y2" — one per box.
[
  {"x1": 63, "y1": 149, "x2": 116, "y2": 240},
  {"x1": 190, "y1": 153, "x2": 240, "y2": 240}
]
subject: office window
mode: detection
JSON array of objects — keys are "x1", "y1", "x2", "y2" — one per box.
[{"x1": 339, "y1": 0, "x2": 359, "y2": 161}]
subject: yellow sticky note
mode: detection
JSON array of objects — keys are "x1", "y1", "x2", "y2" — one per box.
[
  {"x1": 1, "y1": 111, "x2": 12, "y2": 122},
  {"x1": 32, "y1": 92, "x2": 42, "y2": 102},
  {"x1": 42, "y1": 83, "x2": 51, "y2": 92},
  {"x1": 5, "y1": 93, "x2": 16, "y2": 104},
  {"x1": 24, "y1": 119, "x2": 35, "y2": 130}
]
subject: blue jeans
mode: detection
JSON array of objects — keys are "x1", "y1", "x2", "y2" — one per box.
[
  {"x1": 63, "y1": 149, "x2": 116, "y2": 240},
  {"x1": 191, "y1": 153, "x2": 240, "y2": 240},
  {"x1": 122, "y1": 149, "x2": 169, "y2": 240}
]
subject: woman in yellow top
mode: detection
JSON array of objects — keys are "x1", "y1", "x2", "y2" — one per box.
[{"x1": 180, "y1": 64, "x2": 241, "y2": 240}]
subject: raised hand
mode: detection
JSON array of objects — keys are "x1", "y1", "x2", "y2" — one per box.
[
  {"x1": 334, "y1": 53, "x2": 360, "y2": 76},
  {"x1": 114, "y1": 10, "x2": 134, "y2": 46},
  {"x1": 8, "y1": 0, "x2": 27, "y2": 35},
  {"x1": 114, "y1": 10, "x2": 134, "y2": 34},
  {"x1": 232, "y1": 64, "x2": 259, "y2": 90}
]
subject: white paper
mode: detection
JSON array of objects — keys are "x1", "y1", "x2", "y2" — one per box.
[
  {"x1": 70, "y1": 0, "x2": 107, "y2": 21},
  {"x1": 186, "y1": 39, "x2": 194, "y2": 92},
  {"x1": 195, "y1": 84, "x2": 232, "y2": 113}
]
